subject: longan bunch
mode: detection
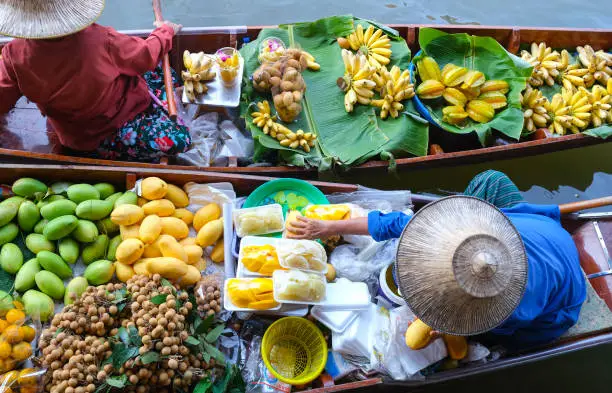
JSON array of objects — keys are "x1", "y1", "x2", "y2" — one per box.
[{"x1": 195, "y1": 275, "x2": 222, "y2": 317}]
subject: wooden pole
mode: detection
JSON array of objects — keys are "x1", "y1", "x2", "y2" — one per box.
[
  {"x1": 559, "y1": 196, "x2": 612, "y2": 214},
  {"x1": 152, "y1": 0, "x2": 178, "y2": 121}
]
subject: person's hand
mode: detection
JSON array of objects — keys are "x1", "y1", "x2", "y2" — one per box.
[
  {"x1": 154, "y1": 20, "x2": 182, "y2": 35},
  {"x1": 286, "y1": 216, "x2": 333, "y2": 240}
]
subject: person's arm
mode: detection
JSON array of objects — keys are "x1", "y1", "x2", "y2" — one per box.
[
  {"x1": 106, "y1": 21, "x2": 181, "y2": 76},
  {"x1": 0, "y1": 49, "x2": 22, "y2": 115}
]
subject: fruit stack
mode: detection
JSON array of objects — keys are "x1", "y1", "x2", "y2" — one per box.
[
  {"x1": 182, "y1": 50, "x2": 216, "y2": 102},
  {"x1": 0, "y1": 309, "x2": 35, "y2": 374}
]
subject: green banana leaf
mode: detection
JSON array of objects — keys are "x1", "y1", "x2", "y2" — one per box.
[
  {"x1": 584, "y1": 125, "x2": 612, "y2": 139},
  {"x1": 240, "y1": 15, "x2": 429, "y2": 170},
  {"x1": 413, "y1": 28, "x2": 533, "y2": 146}
]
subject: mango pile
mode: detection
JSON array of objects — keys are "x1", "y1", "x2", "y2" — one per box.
[
  {"x1": 109, "y1": 177, "x2": 224, "y2": 287},
  {"x1": 0, "y1": 309, "x2": 35, "y2": 374}
]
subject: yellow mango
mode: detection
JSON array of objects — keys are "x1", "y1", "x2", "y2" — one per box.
[
  {"x1": 227, "y1": 278, "x2": 277, "y2": 309},
  {"x1": 141, "y1": 177, "x2": 168, "y2": 200},
  {"x1": 194, "y1": 203, "x2": 221, "y2": 231},
  {"x1": 303, "y1": 204, "x2": 351, "y2": 221},
  {"x1": 115, "y1": 261, "x2": 135, "y2": 282},
  {"x1": 210, "y1": 240, "x2": 224, "y2": 263},
  {"x1": 143, "y1": 199, "x2": 175, "y2": 217},
  {"x1": 173, "y1": 208, "x2": 194, "y2": 226},
  {"x1": 139, "y1": 214, "x2": 162, "y2": 244},
  {"x1": 116, "y1": 238, "x2": 145, "y2": 265},
  {"x1": 158, "y1": 235, "x2": 188, "y2": 263},
  {"x1": 133, "y1": 260, "x2": 150, "y2": 276},
  {"x1": 184, "y1": 245, "x2": 203, "y2": 265},
  {"x1": 143, "y1": 242, "x2": 162, "y2": 258},
  {"x1": 137, "y1": 197, "x2": 148, "y2": 207},
  {"x1": 165, "y1": 184, "x2": 189, "y2": 208},
  {"x1": 443, "y1": 335, "x2": 468, "y2": 360},
  {"x1": 248, "y1": 299, "x2": 278, "y2": 310},
  {"x1": 284, "y1": 210, "x2": 302, "y2": 237},
  {"x1": 405, "y1": 319, "x2": 433, "y2": 350},
  {"x1": 120, "y1": 224, "x2": 141, "y2": 240},
  {"x1": 178, "y1": 265, "x2": 201, "y2": 288},
  {"x1": 179, "y1": 237, "x2": 197, "y2": 247},
  {"x1": 111, "y1": 204, "x2": 144, "y2": 226},
  {"x1": 160, "y1": 217, "x2": 190, "y2": 239},
  {"x1": 146, "y1": 257, "x2": 188, "y2": 279},
  {"x1": 196, "y1": 218, "x2": 223, "y2": 247}
]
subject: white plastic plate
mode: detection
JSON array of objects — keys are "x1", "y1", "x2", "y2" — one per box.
[
  {"x1": 310, "y1": 306, "x2": 359, "y2": 333},
  {"x1": 182, "y1": 56, "x2": 244, "y2": 108}
]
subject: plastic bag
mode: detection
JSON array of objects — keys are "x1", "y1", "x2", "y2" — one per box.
[
  {"x1": 0, "y1": 367, "x2": 46, "y2": 393},
  {"x1": 371, "y1": 305, "x2": 447, "y2": 380},
  {"x1": 330, "y1": 239, "x2": 398, "y2": 284},
  {"x1": 175, "y1": 111, "x2": 219, "y2": 167},
  {"x1": 211, "y1": 120, "x2": 254, "y2": 167},
  {"x1": 183, "y1": 182, "x2": 235, "y2": 212},
  {"x1": 327, "y1": 189, "x2": 413, "y2": 213}
]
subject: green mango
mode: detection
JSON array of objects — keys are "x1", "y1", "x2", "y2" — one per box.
[
  {"x1": 106, "y1": 235, "x2": 122, "y2": 261},
  {"x1": 37, "y1": 250, "x2": 72, "y2": 279},
  {"x1": 82, "y1": 235, "x2": 109, "y2": 265},
  {"x1": 40, "y1": 199, "x2": 77, "y2": 220},
  {"x1": 94, "y1": 183, "x2": 116, "y2": 200},
  {"x1": 25, "y1": 233, "x2": 55, "y2": 254},
  {"x1": 0, "y1": 243, "x2": 23, "y2": 274},
  {"x1": 35, "y1": 271, "x2": 65, "y2": 300},
  {"x1": 0, "y1": 204, "x2": 18, "y2": 227},
  {"x1": 75, "y1": 200, "x2": 113, "y2": 221},
  {"x1": 66, "y1": 184, "x2": 100, "y2": 204},
  {"x1": 58, "y1": 238, "x2": 80, "y2": 264},
  {"x1": 12, "y1": 178, "x2": 48, "y2": 198},
  {"x1": 105, "y1": 192, "x2": 123, "y2": 206},
  {"x1": 65, "y1": 276, "x2": 88, "y2": 305},
  {"x1": 72, "y1": 220, "x2": 99, "y2": 243},
  {"x1": 0, "y1": 223, "x2": 19, "y2": 245},
  {"x1": 33, "y1": 219, "x2": 49, "y2": 234},
  {"x1": 23, "y1": 289, "x2": 54, "y2": 322},
  {"x1": 0, "y1": 290, "x2": 13, "y2": 315},
  {"x1": 96, "y1": 218, "x2": 119, "y2": 235},
  {"x1": 37, "y1": 194, "x2": 66, "y2": 210},
  {"x1": 0, "y1": 196, "x2": 24, "y2": 207},
  {"x1": 17, "y1": 200, "x2": 40, "y2": 232},
  {"x1": 43, "y1": 215, "x2": 78, "y2": 241},
  {"x1": 114, "y1": 191, "x2": 138, "y2": 207},
  {"x1": 50, "y1": 182, "x2": 73, "y2": 196},
  {"x1": 15, "y1": 258, "x2": 41, "y2": 292},
  {"x1": 84, "y1": 260, "x2": 115, "y2": 285}
]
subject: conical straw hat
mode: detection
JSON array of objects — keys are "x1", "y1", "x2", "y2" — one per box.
[
  {"x1": 0, "y1": 0, "x2": 105, "y2": 39},
  {"x1": 395, "y1": 196, "x2": 527, "y2": 335}
]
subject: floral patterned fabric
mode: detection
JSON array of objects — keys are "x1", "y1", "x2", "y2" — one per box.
[{"x1": 97, "y1": 67, "x2": 191, "y2": 162}]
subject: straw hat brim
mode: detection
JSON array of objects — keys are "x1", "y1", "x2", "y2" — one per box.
[
  {"x1": 395, "y1": 196, "x2": 528, "y2": 336},
  {"x1": 0, "y1": 0, "x2": 105, "y2": 39}
]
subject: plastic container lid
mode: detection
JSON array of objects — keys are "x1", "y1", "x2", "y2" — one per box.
[
  {"x1": 233, "y1": 203, "x2": 285, "y2": 238},
  {"x1": 311, "y1": 307, "x2": 359, "y2": 334}
]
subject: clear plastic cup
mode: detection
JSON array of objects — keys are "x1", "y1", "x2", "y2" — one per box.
[
  {"x1": 215, "y1": 47, "x2": 241, "y2": 87},
  {"x1": 258, "y1": 36, "x2": 286, "y2": 63}
]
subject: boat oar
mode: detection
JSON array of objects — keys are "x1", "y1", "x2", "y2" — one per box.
[
  {"x1": 559, "y1": 196, "x2": 612, "y2": 214},
  {"x1": 152, "y1": 0, "x2": 178, "y2": 121}
]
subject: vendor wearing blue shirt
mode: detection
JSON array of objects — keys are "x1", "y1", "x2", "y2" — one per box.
[{"x1": 288, "y1": 170, "x2": 586, "y2": 349}]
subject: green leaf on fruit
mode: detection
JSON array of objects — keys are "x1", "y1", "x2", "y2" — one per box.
[{"x1": 151, "y1": 294, "x2": 168, "y2": 305}]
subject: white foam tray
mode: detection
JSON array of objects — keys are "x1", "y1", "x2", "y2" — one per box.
[{"x1": 182, "y1": 57, "x2": 244, "y2": 108}]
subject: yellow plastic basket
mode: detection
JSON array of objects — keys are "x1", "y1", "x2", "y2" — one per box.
[{"x1": 261, "y1": 317, "x2": 328, "y2": 385}]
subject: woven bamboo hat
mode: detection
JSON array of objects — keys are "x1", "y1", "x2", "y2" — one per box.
[
  {"x1": 395, "y1": 196, "x2": 528, "y2": 336},
  {"x1": 0, "y1": 0, "x2": 105, "y2": 39}
]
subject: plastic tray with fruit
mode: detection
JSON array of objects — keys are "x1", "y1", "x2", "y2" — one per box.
[
  {"x1": 236, "y1": 236, "x2": 284, "y2": 277},
  {"x1": 276, "y1": 238, "x2": 328, "y2": 274},
  {"x1": 233, "y1": 204, "x2": 285, "y2": 238},
  {"x1": 272, "y1": 269, "x2": 327, "y2": 306},
  {"x1": 223, "y1": 277, "x2": 281, "y2": 312}
]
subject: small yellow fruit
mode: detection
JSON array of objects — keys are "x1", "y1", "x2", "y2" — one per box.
[
  {"x1": 116, "y1": 238, "x2": 145, "y2": 265},
  {"x1": 184, "y1": 245, "x2": 204, "y2": 265},
  {"x1": 3, "y1": 325, "x2": 23, "y2": 344},
  {"x1": 120, "y1": 224, "x2": 141, "y2": 240},
  {"x1": 18, "y1": 368, "x2": 38, "y2": 386},
  {"x1": 115, "y1": 261, "x2": 136, "y2": 282},
  {"x1": 0, "y1": 341, "x2": 11, "y2": 359},
  {"x1": 132, "y1": 260, "x2": 150, "y2": 276},
  {"x1": 11, "y1": 341, "x2": 32, "y2": 361},
  {"x1": 405, "y1": 319, "x2": 433, "y2": 350},
  {"x1": 137, "y1": 197, "x2": 148, "y2": 207},
  {"x1": 179, "y1": 237, "x2": 197, "y2": 246},
  {"x1": 158, "y1": 235, "x2": 188, "y2": 263},
  {"x1": 325, "y1": 264, "x2": 336, "y2": 282},
  {"x1": 178, "y1": 265, "x2": 201, "y2": 288},
  {"x1": 160, "y1": 217, "x2": 190, "y2": 240},
  {"x1": 111, "y1": 205, "x2": 144, "y2": 226},
  {"x1": 196, "y1": 218, "x2": 224, "y2": 248},
  {"x1": 142, "y1": 199, "x2": 175, "y2": 217},
  {"x1": 194, "y1": 204, "x2": 221, "y2": 231},
  {"x1": 146, "y1": 257, "x2": 188, "y2": 280},
  {"x1": 210, "y1": 240, "x2": 224, "y2": 263},
  {"x1": 0, "y1": 369, "x2": 18, "y2": 384},
  {"x1": 173, "y1": 209, "x2": 194, "y2": 226},
  {"x1": 5, "y1": 309, "x2": 25, "y2": 325},
  {"x1": 0, "y1": 320, "x2": 7, "y2": 333},
  {"x1": 141, "y1": 177, "x2": 168, "y2": 200},
  {"x1": 19, "y1": 325, "x2": 35, "y2": 342},
  {"x1": 143, "y1": 239, "x2": 163, "y2": 258},
  {"x1": 139, "y1": 214, "x2": 162, "y2": 244},
  {"x1": 165, "y1": 184, "x2": 189, "y2": 208}
]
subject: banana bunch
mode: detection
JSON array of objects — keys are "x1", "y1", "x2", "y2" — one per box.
[
  {"x1": 370, "y1": 65, "x2": 415, "y2": 119},
  {"x1": 251, "y1": 101, "x2": 277, "y2": 135},
  {"x1": 521, "y1": 42, "x2": 563, "y2": 87},
  {"x1": 339, "y1": 49, "x2": 378, "y2": 112},
  {"x1": 587, "y1": 85, "x2": 611, "y2": 127},
  {"x1": 183, "y1": 50, "x2": 216, "y2": 102},
  {"x1": 563, "y1": 87, "x2": 592, "y2": 132},
  {"x1": 278, "y1": 129, "x2": 317, "y2": 152},
  {"x1": 338, "y1": 24, "x2": 392, "y2": 69},
  {"x1": 576, "y1": 45, "x2": 612, "y2": 87},
  {"x1": 520, "y1": 87, "x2": 549, "y2": 132},
  {"x1": 544, "y1": 93, "x2": 572, "y2": 135}
]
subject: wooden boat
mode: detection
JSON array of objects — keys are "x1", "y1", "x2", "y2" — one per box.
[
  {"x1": 0, "y1": 164, "x2": 610, "y2": 391},
  {"x1": 1, "y1": 25, "x2": 611, "y2": 178}
]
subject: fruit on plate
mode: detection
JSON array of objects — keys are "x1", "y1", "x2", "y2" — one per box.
[
  {"x1": 227, "y1": 278, "x2": 278, "y2": 310},
  {"x1": 273, "y1": 270, "x2": 326, "y2": 302},
  {"x1": 341, "y1": 24, "x2": 392, "y2": 69},
  {"x1": 303, "y1": 204, "x2": 351, "y2": 221},
  {"x1": 416, "y1": 56, "x2": 442, "y2": 82},
  {"x1": 234, "y1": 206, "x2": 283, "y2": 237},
  {"x1": 339, "y1": 49, "x2": 377, "y2": 112},
  {"x1": 277, "y1": 239, "x2": 327, "y2": 272},
  {"x1": 242, "y1": 244, "x2": 282, "y2": 275},
  {"x1": 183, "y1": 50, "x2": 216, "y2": 102},
  {"x1": 370, "y1": 65, "x2": 415, "y2": 119}
]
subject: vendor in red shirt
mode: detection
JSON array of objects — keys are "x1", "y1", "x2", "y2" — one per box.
[{"x1": 0, "y1": 0, "x2": 190, "y2": 162}]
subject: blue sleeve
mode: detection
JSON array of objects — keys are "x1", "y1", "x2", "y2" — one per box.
[
  {"x1": 501, "y1": 203, "x2": 561, "y2": 223},
  {"x1": 367, "y1": 211, "x2": 412, "y2": 242}
]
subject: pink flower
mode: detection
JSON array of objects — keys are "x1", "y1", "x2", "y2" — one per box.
[{"x1": 155, "y1": 136, "x2": 174, "y2": 152}]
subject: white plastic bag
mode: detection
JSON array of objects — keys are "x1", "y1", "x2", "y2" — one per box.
[{"x1": 330, "y1": 239, "x2": 398, "y2": 283}]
